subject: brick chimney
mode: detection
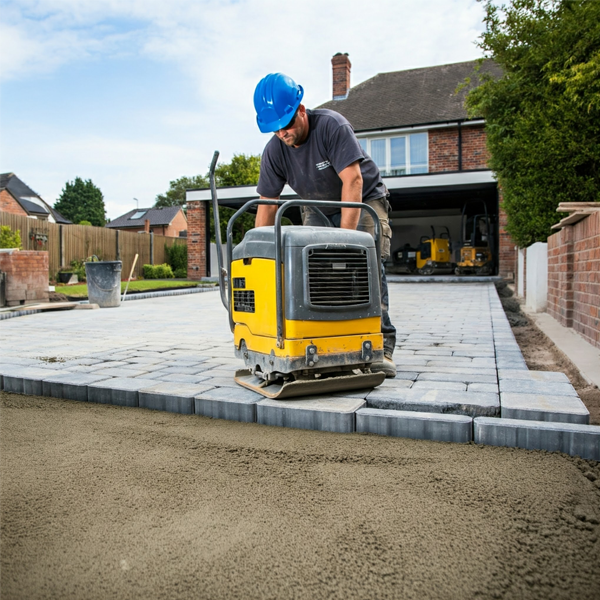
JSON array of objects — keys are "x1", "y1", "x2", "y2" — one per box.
[
  {"x1": 332, "y1": 53, "x2": 351, "y2": 100},
  {"x1": 144, "y1": 219, "x2": 150, "y2": 233}
]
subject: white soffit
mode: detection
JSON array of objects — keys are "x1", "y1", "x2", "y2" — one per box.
[{"x1": 186, "y1": 171, "x2": 496, "y2": 202}]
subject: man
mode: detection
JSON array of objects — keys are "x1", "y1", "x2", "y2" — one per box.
[{"x1": 253, "y1": 72, "x2": 397, "y2": 377}]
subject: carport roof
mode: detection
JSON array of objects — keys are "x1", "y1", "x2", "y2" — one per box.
[{"x1": 317, "y1": 59, "x2": 501, "y2": 132}]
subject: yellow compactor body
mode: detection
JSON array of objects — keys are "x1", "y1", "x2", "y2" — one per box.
[{"x1": 229, "y1": 224, "x2": 386, "y2": 398}]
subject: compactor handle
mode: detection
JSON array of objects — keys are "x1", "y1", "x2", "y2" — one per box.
[{"x1": 208, "y1": 150, "x2": 229, "y2": 311}]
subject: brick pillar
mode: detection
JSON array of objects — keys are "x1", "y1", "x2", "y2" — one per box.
[
  {"x1": 497, "y1": 188, "x2": 516, "y2": 279},
  {"x1": 332, "y1": 53, "x2": 351, "y2": 100},
  {"x1": 548, "y1": 226, "x2": 574, "y2": 327},
  {"x1": 187, "y1": 200, "x2": 207, "y2": 280}
]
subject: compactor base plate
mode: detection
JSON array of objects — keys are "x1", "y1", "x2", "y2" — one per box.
[{"x1": 234, "y1": 369, "x2": 385, "y2": 400}]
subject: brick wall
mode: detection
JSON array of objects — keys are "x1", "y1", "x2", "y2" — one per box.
[
  {"x1": 0, "y1": 190, "x2": 28, "y2": 216},
  {"x1": 548, "y1": 212, "x2": 600, "y2": 348},
  {"x1": 461, "y1": 126, "x2": 489, "y2": 170},
  {"x1": 429, "y1": 128, "x2": 459, "y2": 172},
  {"x1": 187, "y1": 201, "x2": 207, "y2": 280},
  {"x1": 0, "y1": 250, "x2": 49, "y2": 306},
  {"x1": 429, "y1": 125, "x2": 488, "y2": 173}
]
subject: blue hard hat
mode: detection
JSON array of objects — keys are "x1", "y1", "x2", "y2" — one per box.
[{"x1": 253, "y1": 73, "x2": 304, "y2": 133}]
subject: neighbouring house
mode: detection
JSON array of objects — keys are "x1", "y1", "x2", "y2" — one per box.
[
  {"x1": 185, "y1": 55, "x2": 516, "y2": 279},
  {"x1": 0, "y1": 173, "x2": 72, "y2": 223},
  {"x1": 105, "y1": 206, "x2": 187, "y2": 237}
]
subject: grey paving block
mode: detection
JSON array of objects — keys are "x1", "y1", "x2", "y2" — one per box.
[
  {"x1": 82, "y1": 361, "x2": 131, "y2": 371},
  {"x1": 90, "y1": 366, "x2": 151, "y2": 378},
  {"x1": 500, "y1": 393, "x2": 590, "y2": 424},
  {"x1": 139, "y1": 382, "x2": 214, "y2": 414},
  {"x1": 201, "y1": 376, "x2": 239, "y2": 388},
  {"x1": 499, "y1": 379, "x2": 578, "y2": 397},
  {"x1": 256, "y1": 396, "x2": 366, "y2": 433},
  {"x1": 148, "y1": 373, "x2": 208, "y2": 384},
  {"x1": 474, "y1": 417, "x2": 600, "y2": 461},
  {"x1": 395, "y1": 371, "x2": 420, "y2": 381},
  {"x1": 379, "y1": 378, "x2": 413, "y2": 389},
  {"x1": 41, "y1": 372, "x2": 114, "y2": 402},
  {"x1": 498, "y1": 369, "x2": 570, "y2": 383},
  {"x1": 366, "y1": 387, "x2": 499, "y2": 418},
  {"x1": 411, "y1": 381, "x2": 467, "y2": 392},
  {"x1": 88, "y1": 377, "x2": 157, "y2": 407},
  {"x1": 356, "y1": 408, "x2": 473, "y2": 443},
  {"x1": 195, "y1": 386, "x2": 263, "y2": 422},
  {"x1": 417, "y1": 372, "x2": 497, "y2": 385},
  {"x1": 496, "y1": 360, "x2": 528, "y2": 371},
  {"x1": 152, "y1": 366, "x2": 210, "y2": 376},
  {"x1": 468, "y1": 383, "x2": 499, "y2": 394}
]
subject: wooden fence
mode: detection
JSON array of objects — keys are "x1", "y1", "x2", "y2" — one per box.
[{"x1": 0, "y1": 212, "x2": 186, "y2": 280}]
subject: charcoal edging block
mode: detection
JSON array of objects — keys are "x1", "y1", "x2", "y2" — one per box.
[{"x1": 474, "y1": 417, "x2": 600, "y2": 461}]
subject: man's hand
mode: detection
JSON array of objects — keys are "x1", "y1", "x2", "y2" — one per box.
[
  {"x1": 338, "y1": 161, "x2": 363, "y2": 230},
  {"x1": 256, "y1": 199, "x2": 279, "y2": 227}
]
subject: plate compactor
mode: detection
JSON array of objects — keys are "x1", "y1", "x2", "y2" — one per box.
[{"x1": 208, "y1": 151, "x2": 386, "y2": 400}]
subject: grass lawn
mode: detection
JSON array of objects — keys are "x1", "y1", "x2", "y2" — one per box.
[{"x1": 55, "y1": 279, "x2": 211, "y2": 299}]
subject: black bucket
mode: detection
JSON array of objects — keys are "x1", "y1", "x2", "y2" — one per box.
[{"x1": 85, "y1": 261, "x2": 122, "y2": 308}]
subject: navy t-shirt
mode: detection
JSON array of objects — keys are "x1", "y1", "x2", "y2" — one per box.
[{"x1": 257, "y1": 108, "x2": 387, "y2": 214}]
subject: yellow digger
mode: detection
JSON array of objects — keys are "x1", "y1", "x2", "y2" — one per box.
[
  {"x1": 455, "y1": 201, "x2": 494, "y2": 275},
  {"x1": 209, "y1": 151, "x2": 386, "y2": 399},
  {"x1": 416, "y1": 226, "x2": 453, "y2": 275}
]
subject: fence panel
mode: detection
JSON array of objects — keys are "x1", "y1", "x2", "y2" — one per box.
[{"x1": 1, "y1": 212, "x2": 187, "y2": 280}]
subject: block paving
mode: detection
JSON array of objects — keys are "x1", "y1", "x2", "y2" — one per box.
[{"x1": 0, "y1": 283, "x2": 598, "y2": 460}]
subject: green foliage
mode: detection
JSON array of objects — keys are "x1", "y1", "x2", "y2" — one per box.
[
  {"x1": 143, "y1": 264, "x2": 155, "y2": 279},
  {"x1": 214, "y1": 154, "x2": 261, "y2": 187},
  {"x1": 164, "y1": 242, "x2": 187, "y2": 272},
  {"x1": 155, "y1": 153, "x2": 261, "y2": 244},
  {"x1": 173, "y1": 267, "x2": 187, "y2": 278},
  {"x1": 68, "y1": 259, "x2": 87, "y2": 282},
  {"x1": 465, "y1": 0, "x2": 600, "y2": 247},
  {"x1": 78, "y1": 220, "x2": 92, "y2": 226},
  {"x1": 54, "y1": 177, "x2": 107, "y2": 226},
  {"x1": 0, "y1": 225, "x2": 22, "y2": 249},
  {"x1": 142, "y1": 263, "x2": 174, "y2": 279},
  {"x1": 155, "y1": 175, "x2": 209, "y2": 208}
]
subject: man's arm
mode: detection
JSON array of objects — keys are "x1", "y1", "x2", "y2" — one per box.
[
  {"x1": 255, "y1": 199, "x2": 280, "y2": 227},
  {"x1": 338, "y1": 161, "x2": 363, "y2": 230}
]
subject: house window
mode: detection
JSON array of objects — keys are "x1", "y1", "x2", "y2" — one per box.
[
  {"x1": 130, "y1": 210, "x2": 147, "y2": 220},
  {"x1": 358, "y1": 132, "x2": 428, "y2": 176}
]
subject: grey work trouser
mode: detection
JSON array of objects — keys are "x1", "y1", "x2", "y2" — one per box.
[{"x1": 301, "y1": 197, "x2": 397, "y2": 357}]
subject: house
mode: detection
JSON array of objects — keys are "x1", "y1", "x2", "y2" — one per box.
[
  {"x1": 185, "y1": 55, "x2": 516, "y2": 279},
  {"x1": 0, "y1": 173, "x2": 72, "y2": 223},
  {"x1": 105, "y1": 206, "x2": 187, "y2": 237}
]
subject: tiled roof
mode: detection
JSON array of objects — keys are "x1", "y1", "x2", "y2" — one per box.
[
  {"x1": 105, "y1": 206, "x2": 184, "y2": 229},
  {"x1": 317, "y1": 59, "x2": 501, "y2": 132},
  {"x1": 0, "y1": 172, "x2": 72, "y2": 224}
]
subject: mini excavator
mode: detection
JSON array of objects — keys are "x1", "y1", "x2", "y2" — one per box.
[{"x1": 208, "y1": 151, "x2": 386, "y2": 399}]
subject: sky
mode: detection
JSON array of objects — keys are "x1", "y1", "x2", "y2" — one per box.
[{"x1": 0, "y1": 0, "x2": 489, "y2": 221}]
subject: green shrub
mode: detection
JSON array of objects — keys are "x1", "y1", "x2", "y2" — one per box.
[
  {"x1": 70, "y1": 259, "x2": 87, "y2": 282},
  {"x1": 78, "y1": 220, "x2": 92, "y2": 226},
  {"x1": 0, "y1": 225, "x2": 22, "y2": 249},
  {"x1": 143, "y1": 264, "x2": 156, "y2": 279},
  {"x1": 154, "y1": 263, "x2": 174, "y2": 279},
  {"x1": 173, "y1": 267, "x2": 187, "y2": 278},
  {"x1": 142, "y1": 263, "x2": 174, "y2": 279},
  {"x1": 165, "y1": 242, "x2": 187, "y2": 272}
]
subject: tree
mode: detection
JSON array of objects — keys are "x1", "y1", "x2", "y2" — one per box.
[
  {"x1": 211, "y1": 154, "x2": 261, "y2": 244},
  {"x1": 54, "y1": 177, "x2": 107, "y2": 227},
  {"x1": 465, "y1": 0, "x2": 600, "y2": 247},
  {"x1": 155, "y1": 154, "x2": 261, "y2": 244},
  {"x1": 154, "y1": 175, "x2": 208, "y2": 208}
]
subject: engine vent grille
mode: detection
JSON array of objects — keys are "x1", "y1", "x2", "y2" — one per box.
[
  {"x1": 307, "y1": 248, "x2": 370, "y2": 306},
  {"x1": 233, "y1": 290, "x2": 255, "y2": 313}
]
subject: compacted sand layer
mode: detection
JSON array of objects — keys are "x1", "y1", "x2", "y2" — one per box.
[{"x1": 1, "y1": 392, "x2": 599, "y2": 600}]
